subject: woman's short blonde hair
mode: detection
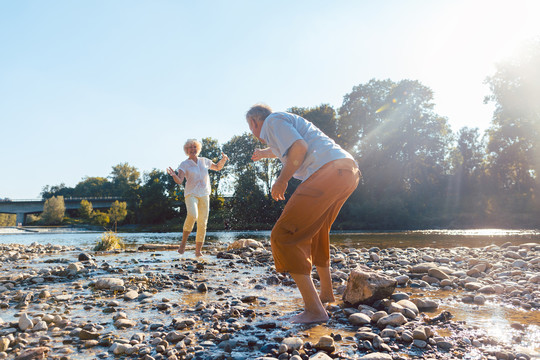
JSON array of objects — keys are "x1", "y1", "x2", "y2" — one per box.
[
  {"x1": 246, "y1": 103, "x2": 272, "y2": 123},
  {"x1": 184, "y1": 139, "x2": 202, "y2": 156}
]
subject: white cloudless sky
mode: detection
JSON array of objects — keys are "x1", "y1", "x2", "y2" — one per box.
[{"x1": 1, "y1": 0, "x2": 539, "y2": 199}]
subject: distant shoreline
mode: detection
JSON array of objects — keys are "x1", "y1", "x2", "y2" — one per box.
[{"x1": 0, "y1": 226, "x2": 102, "y2": 235}]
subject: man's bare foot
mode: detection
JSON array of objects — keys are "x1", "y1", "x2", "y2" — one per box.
[
  {"x1": 195, "y1": 252, "x2": 203, "y2": 257},
  {"x1": 178, "y1": 243, "x2": 186, "y2": 254},
  {"x1": 288, "y1": 310, "x2": 329, "y2": 324}
]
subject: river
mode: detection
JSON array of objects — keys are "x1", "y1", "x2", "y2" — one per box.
[{"x1": 2, "y1": 228, "x2": 540, "y2": 249}]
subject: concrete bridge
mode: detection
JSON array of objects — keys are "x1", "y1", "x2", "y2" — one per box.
[{"x1": 0, "y1": 197, "x2": 124, "y2": 225}]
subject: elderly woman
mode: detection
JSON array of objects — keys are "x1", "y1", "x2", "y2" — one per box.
[{"x1": 167, "y1": 139, "x2": 228, "y2": 257}]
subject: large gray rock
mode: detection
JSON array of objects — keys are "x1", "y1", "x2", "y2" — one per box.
[
  {"x1": 14, "y1": 347, "x2": 50, "y2": 360},
  {"x1": 376, "y1": 313, "x2": 407, "y2": 328},
  {"x1": 314, "y1": 335, "x2": 335, "y2": 353},
  {"x1": 342, "y1": 266, "x2": 396, "y2": 306},
  {"x1": 94, "y1": 277, "x2": 124, "y2": 290},
  {"x1": 281, "y1": 337, "x2": 303, "y2": 351},
  {"x1": 349, "y1": 312, "x2": 371, "y2": 326},
  {"x1": 0, "y1": 337, "x2": 10, "y2": 352},
  {"x1": 309, "y1": 352, "x2": 333, "y2": 360},
  {"x1": 396, "y1": 299, "x2": 419, "y2": 316},
  {"x1": 114, "y1": 319, "x2": 137, "y2": 329},
  {"x1": 18, "y1": 313, "x2": 33, "y2": 331},
  {"x1": 359, "y1": 353, "x2": 392, "y2": 360},
  {"x1": 411, "y1": 298, "x2": 439, "y2": 311}
]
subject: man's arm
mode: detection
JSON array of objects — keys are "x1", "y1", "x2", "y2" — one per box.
[
  {"x1": 252, "y1": 147, "x2": 277, "y2": 161},
  {"x1": 271, "y1": 139, "x2": 308, "y2": 201}
]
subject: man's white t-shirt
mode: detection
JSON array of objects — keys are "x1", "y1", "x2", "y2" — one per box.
[
  {"x1": 177, "y1": 157, "x2": 213, "y2": 197},
  {"x1": 260, "y1": 112, "x2": 355, "y2": 182}
]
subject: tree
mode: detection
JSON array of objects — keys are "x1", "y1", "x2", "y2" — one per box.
[
  {"x1": 226, "y1": 168, "x2": 271, "y2": 228},
  {"x1": 73, "y1": 177, "x2": 114, "y2": 197},
  {"x1": 108, "y1": 200, "x2": 127, "y2": 232},
  {"x1": 200, "y1": 137, "x2": 227, "y2": 198},
  {"x1": 289, "y1": 104, "x2": 339, "y2": 141},
  {"x1": 110, "y1": 163, "x2": 141, "y2": 223},
  {"x1": 223, "y1": 133, "x2": 281, "y2": 197},
  {"x1": 138, "y1": 169, "x2": 176, "y2": 224},
  {"x1": 41, "y1": 196, "x2": 65, "y2": 225},
  {"x1": 79, "y1": 199, "x2": 94, "y2": 220},
  {"x1": 41, "y1": 183, "x2": 74, "y2": 199},
  {"x1": 483, "y1": 40, "x2": 540, "y2": 224},
  {"x1": 454, "y1": 127, "x2": 484, "y2": 178},
  {"x1": 446, "y1": 127, "x2": 486, "y2": 221},
  {"x1": 485, "y1": 41, "x2": 540, "y2": 194},
  {"x1": 110, "y1": 163, "x2": 141, "y2": 196},
  {"x1": 338, "y1": 79, "x2": 453, "y2": 227}
]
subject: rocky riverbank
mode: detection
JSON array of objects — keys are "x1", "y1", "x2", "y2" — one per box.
[{"x1": 0, "y1": 240, "x2": 538, "y2": 360}]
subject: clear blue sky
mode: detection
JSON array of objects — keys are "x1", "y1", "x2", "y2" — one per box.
[{"x1": 1, "y1": 0, "x2": 539, "y2": 199}]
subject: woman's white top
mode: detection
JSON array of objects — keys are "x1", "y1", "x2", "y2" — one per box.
[{"x1": 177, "y1": 157, "x2": 213, "y2": 197}]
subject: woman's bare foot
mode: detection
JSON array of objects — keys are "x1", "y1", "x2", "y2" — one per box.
[
  {"x1": 178, "y1": 243, "x2": 186, "y2": 254},
  {"x1": 289, "y1": 310, "x2": 329, "y2": 324},
  {"x1": 195, "y1": 242, "x2": 203, "y2": 257}
]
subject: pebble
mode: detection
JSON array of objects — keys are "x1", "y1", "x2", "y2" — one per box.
[{"x1": 0, "y1": 241, "x2": 537, "y2": 360}]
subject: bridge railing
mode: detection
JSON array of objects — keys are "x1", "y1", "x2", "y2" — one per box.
[{"x1": 1, "y1": 196, "x2": 125, "y2": 203}]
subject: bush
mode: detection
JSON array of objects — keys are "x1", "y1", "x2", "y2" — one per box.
[
  {"x1": 79, "y1": 200, "x2": 93, "y2": 219},
  {"x1": 41, "y1": 196, "x2": 65, "y2": 225},
  {"x1": 26, "y1": 214, "x2": 40, "y2": 224},
  {"x1": 92, "y1": 211, "x2": 110, "y2": 226},
  {"x1": 94, "y1": 231, "x2": 125, "y2": 251},
  {"x1": 0, "y1": 214, "x2": 16, "y2": 226}
]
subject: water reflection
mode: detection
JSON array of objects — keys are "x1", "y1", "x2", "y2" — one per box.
[
  {"x1": 1, "y1": 229, "x2": 539, "y2": 249},
  {"x1": 409, "y1": 288, "x2": 540, "y2": 355}
]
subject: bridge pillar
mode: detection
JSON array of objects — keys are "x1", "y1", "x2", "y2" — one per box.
[{"x1": 16, "y1": 213, "x2": 25, "y2": 226}]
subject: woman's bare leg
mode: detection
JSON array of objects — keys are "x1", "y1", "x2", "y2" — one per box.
[
  {"x1": 195, "y1": 241, "x2": 203, "y2": 257},
  {"x1": 178, "y1": 231, "x2": 190, "y2": 254}
]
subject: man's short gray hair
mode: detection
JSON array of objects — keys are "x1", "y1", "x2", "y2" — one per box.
[{"x1": 246, "y1": 103, "x2": 272, "y2": 123}]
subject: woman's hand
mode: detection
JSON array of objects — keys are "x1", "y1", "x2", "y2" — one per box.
[
  {"x1": 221, "y1": 152, "x2": 229, "y2": 162},
  {"x1": 166, "y1": 167, "x2": 177, "y2": 177}
]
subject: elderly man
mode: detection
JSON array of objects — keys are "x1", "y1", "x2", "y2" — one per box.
[{"x1": 247, "y1": 104, "x2": 360, "y2": 323}]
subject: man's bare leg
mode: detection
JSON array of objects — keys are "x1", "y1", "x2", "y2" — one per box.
[
  {"x1": 195, "y1": 242, "x2": 203, "y2": 257},
  {"x1": 316, "y1": 266, "x2": 335, "y2": 303},
  {"x1": 178, "y1": 231, "x2": 190, "y2": 254},
  {"x1": 288, "y1": 273, "x2": 329, "y2": 324}
]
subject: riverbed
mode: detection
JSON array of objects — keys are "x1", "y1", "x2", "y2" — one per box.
[{"x1": 0, "y1": 229, "x2": 539, "y2": 359}]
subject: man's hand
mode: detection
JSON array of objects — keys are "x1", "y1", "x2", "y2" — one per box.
[
  {"x1": 271, "y1": 179, "x2": 288, "y2": 201},
  {"x1": 251, "y1": 148, "x2": 264, "y2": 161}
]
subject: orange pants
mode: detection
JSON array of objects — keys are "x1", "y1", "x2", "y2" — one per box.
[{"x1": 271, "y1": 158, "x2": 360, "y2": 275}]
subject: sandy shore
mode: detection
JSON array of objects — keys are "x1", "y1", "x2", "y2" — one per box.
[
  {"x1": 0, "y1": 226, "x2": 98, "y2": 235},
  {"x1": 0, "y1": 240, "x2": 538, "y2": 360}
]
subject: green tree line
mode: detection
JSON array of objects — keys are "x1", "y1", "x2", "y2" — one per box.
[{"x1": 35, "y1": 42, "x2": 540, "y2": 230}]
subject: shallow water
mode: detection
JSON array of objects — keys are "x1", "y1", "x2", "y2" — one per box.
[
  {"x1": 2, "y1": 228, "x2": 540, "y2": 249},
  {"x1": 1, "y1": 228, "x2": 539, "y2": 357}
]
